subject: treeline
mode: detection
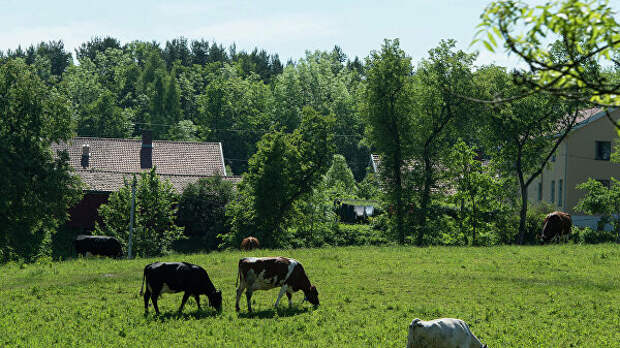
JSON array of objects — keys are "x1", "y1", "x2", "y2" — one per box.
[
  {"x1": 2, "y1": 8, "x2": 619, "y2": 261},
  {"x1": 0, "y1": 37, "x2": 368, "y2": 176}
]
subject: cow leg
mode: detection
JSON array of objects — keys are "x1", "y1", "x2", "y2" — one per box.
[
  {"x1": 274, "y1": 284, "x2": 288, "y2": 308},
  {"x1": 235, "y1": 286, "x2": 244, "y2": 312},
  {"x1": 144, "y1": 289, "x2": 151, "y2": 313},
  {"x1": 246, "y1": 290, "x2": 253, "y2": 313},
  {"x1": 178, "y1": 292, "x2": 190, "y2": 313},
  {"x1": 151, "y1": 293, "x2": 161, "y2": 315},
  {"x1": 286, "y1": 291, "x2": 292, "y2": 308},
  {"x1": 194, "y1": 294, "x2": 201, "y2": 310}
]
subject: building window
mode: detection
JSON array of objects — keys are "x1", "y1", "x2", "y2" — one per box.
[
  {"x1": 595, "y1": 141, "x2": 611, "y2": 160},
  {"x1": 551, "y1": 153, "x2": 556, "y2": 162},
  {"x1": 558, "y1": 179, "x2": 563, "y2": 207},
  {"x1": 538, "y1": 182, "x2": 543, "y2": 201},
  {"x1": 550, "y1": 180, "x2": 555, "y2": 204}
]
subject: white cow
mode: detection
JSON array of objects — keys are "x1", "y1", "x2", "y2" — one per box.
[{"x1": 407, "y1": 318, "x2": 487, "y2": 348}]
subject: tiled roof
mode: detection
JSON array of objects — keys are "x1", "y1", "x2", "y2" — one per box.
[
  {"x1": 571, "y1": 107, "x2": 617, "y2": 132},
  {"x1": 52, "y1": 137, "x2": 229, "y2": 193}
]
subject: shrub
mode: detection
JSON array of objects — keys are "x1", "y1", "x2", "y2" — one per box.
[
  {"x1": 176, "y1": 175, "x2": 235, "y2": 251},
  {"x1": 572, "y1": 226, "x2": 617, "y2": 244},
  {"x1": 95, "y1": 168, "x2": 183, "y2": 257},
  {"x1": 523, "y1": 202, "x2": 557, "y2": 244}
]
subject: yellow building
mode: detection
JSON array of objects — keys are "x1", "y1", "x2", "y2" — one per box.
[{"x1": 528, "y1": 108, "x2": 620, "y2": 228}]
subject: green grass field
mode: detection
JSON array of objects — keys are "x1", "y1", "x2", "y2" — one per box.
[{"x1": 1, "y1": 245, "x2": 619, "y2": 347}]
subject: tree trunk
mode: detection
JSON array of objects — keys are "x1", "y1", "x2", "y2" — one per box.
[
  {"x1": 472, "y1": 196, "x2": 476, "y2": 246},
  {"x1": 394, "y1": 152, "x2": 405, "y2": 244},
  {"x1": 417, "y1": 150, "x2": 432, "y2": 245},
  {"x1": 517, "y1": 168, "x2": 528, "y2": 245},
  {"x1": 459, "y1": 198, "x2": 467, "y2": 245}
]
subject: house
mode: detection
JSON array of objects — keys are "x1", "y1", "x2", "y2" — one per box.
[
  {"x1": 527, "y1": 108, "x2": 620, "y2": 228},
  {"x1": 52, "y1": 131, "x2": 234, "y2": 233}
]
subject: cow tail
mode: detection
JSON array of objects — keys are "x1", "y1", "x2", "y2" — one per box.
[{"x1": 140, "y1": 267, "x2": 146, "y2": 296}]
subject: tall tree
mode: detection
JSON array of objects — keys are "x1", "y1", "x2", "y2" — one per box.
[
  {"x1": 95, "y1": 169, "x2": 183, "y2": 256},
  {"x1": 75, "y1": 36, "x2": 121, "y2": 62},
  {"x1": 364, "y1": 39, "x2": 414, "y2": 244},
  {"x1": 476, "y1": 65, "x2": 583, "y2": 244},
  {"x1": 411, "y1": 40, "x2": 477, "y2": 245},
  {"x1": 227, "y1": 107, "x2": 335, "y2": 247},
  {"x1": 0, "y1": 59, "x2": 83, "y2": 261}
]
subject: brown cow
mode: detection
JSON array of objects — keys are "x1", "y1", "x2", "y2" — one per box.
[
  {"x1": 235, "y1": 257, "x2": 319, "y2": 312},
  {"x1": 240, "y1": 236, "x2": 260, "y2": 250},
  {"x1": 540, "y1": 211, "x2": 572, "y2": 244}
]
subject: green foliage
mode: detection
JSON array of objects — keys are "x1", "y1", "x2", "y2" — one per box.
[
  {"x1": 196, "y1": 68, "x2": 274, "y2": 173},
  {"x1": 524, "y1": 202, "x2": 558, "y2": 245},
  {"x1": 575, "y1": 177, "x2": 620, "y2": 240},
  {"x1": 226, "y1": 107, "x2": 335, "y2": 248},
  {"x1": 177, "y1": 176, "x2": 235, "y2": 251},
  {"x1": 324, "y1": 154, "x2": 357, "y2": 196},
  {"x1": 477, "y1": 0, "x2": 620, "y2": 106},
  {"x1": 273, "y1": 51, "x2": 369, "y2": 179},
  {"x1": 475, "y1": 64, "x2": 583, "y2": 244},
  {"x1": 446, "y1": 140, "x2": 515, "y2": 245},
  {"x1": 573, "y1": 226, "x2": 617, "y2": 244},
  {"x1": 1, "y1": 245, "x2": 619, "y2": 346},
  {"x1": 364, "y1": 39, "x2": 414, "y2": 244},
  {"x1": 356, "y1": 171, "x2": 381, "y2": 201},
  {"x1": 95, "y1": 168, "x2": 183, "y2": 257},
  {"x1": 0, "y1": 58, "x2": 83, "y2": 262}
]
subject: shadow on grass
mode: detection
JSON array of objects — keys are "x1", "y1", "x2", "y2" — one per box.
[
  {"x1": 237, "y1": 306, "x2": 313, "y2": 319},
  {"x1": 145, "y1": 308, "x2": 220, "y2": 322}
]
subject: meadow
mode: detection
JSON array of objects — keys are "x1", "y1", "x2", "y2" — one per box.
[{"x1": 1, "y1": 245, "x2": 619, "y2": 347}]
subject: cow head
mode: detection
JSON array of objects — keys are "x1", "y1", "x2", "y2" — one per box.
[
  {"x1": 305, "y1": 285, "x2": 319, "y2": 306},
  {"x1": 208, "y1": 290, "x2": 222, "y2": 311}
]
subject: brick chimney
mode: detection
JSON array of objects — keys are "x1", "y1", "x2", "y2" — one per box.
[
  {"x1": 81, "y1": 144, "x2": 90, "y2": 168},
  {"x1": 140, "y1": 130, "x2": 153, "y2": 169}
]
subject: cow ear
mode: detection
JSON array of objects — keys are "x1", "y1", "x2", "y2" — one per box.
[{"x1": 410, "y1": 318, "x2": 422, "y2": 328}]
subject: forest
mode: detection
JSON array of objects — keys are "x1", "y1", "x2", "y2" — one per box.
[{"x1": 1, "y1": 0, "x2": 619, "y2": 262}]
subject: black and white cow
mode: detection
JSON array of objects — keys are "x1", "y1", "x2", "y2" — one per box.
[
  {"x1": 407, "y1": 318, "x2": 487, "y2": 348},
  {"x1": 235, "y1": 256, "x2": 319, "y2": 312},
  {"x1": 140, "y1": 262, "x2": 222, "y2": 315},
  {"x1": 74, "y1": 235, "x2": 122, "y2": 258}
]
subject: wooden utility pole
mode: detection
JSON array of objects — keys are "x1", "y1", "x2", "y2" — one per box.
[{"x1": 128, "y1": 175, "x2": 137, "y2": 259}]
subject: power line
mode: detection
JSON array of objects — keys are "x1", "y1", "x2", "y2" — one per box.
[{"x1": 131, "y1": 122, "x2": 364, "y2": 137}]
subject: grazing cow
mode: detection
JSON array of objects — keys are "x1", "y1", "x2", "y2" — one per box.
[
  {"x1": 540, "y1": 211, "x2": 572, "y2": 244},
  {"x1": 235, "y1": 257, "x2": 319, "y2": 312},
  {"x1": 74, "y1": 235, "x2": 122, "y2": 258},
  {"x1": 140, "y1": 262, "x2": 222, "y2": 315},
  {"x1": 240, "y1": 236, "x2": 260, "y2": 251},
  {"x1": 407, "y1": 318, "x2": 487, "y2": 348}
]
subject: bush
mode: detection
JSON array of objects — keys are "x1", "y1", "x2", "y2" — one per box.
[
  {"x1": 572, "y1": 226, "x2": 617, "y2": 244},
  {"x1": 177, "y1": 175, "x2": 235, "y2": 251},
  {"x1": 95, "y1": 168, "x2": 183, "y2": 257},
  {"x1": 290, "y1": 223, "x2": 389, "y2": 248},
  {"x1": 522, "y1": 202, "x2": 557, "y2": 244}
]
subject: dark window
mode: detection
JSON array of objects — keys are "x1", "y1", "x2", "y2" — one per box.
[
  {"x1": 595, "y1": 141, "x2": 611, "y2": 160},
  {"x1": 551, "y1": 153, "x2": 556, "y2": 162},
  {"x1": 538, "y1": 182, "x2": 543, "y2": 201},
  {"x1": 558, "y1": 179, "x2": 563, "y2": 207},
  {"x1": 550, "y1": 180, "x2": 555, "y2": 203}
]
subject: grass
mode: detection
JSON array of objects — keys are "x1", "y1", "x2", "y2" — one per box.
[{"x1": 1, "y1": 244, "x2": 619, "y2": 347}]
